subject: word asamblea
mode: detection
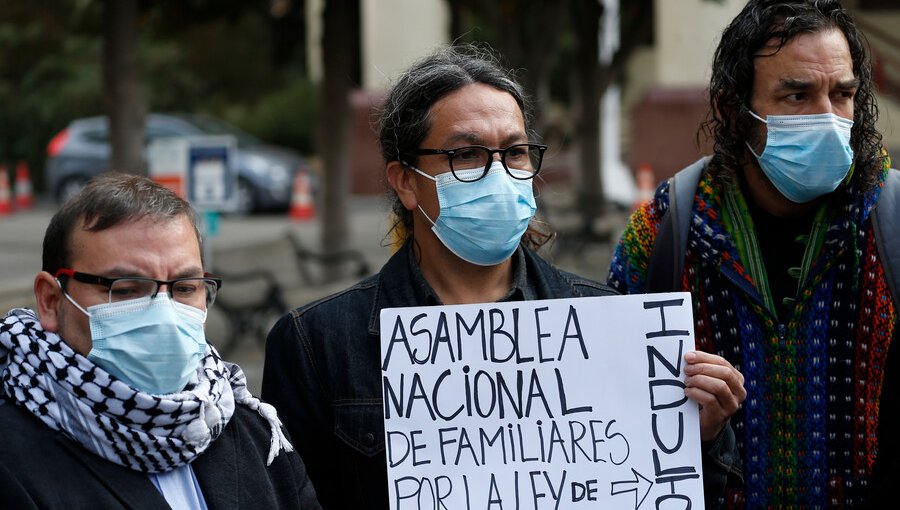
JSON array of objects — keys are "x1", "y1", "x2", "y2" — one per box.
[{"x1": 382, "y1": 305, "x2": 588, "y2": 370}]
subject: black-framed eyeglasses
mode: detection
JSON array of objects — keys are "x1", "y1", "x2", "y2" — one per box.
[
  {"x1": 405, "y1": 143, "x2": 547, "y2": 183},
  {"x1": 54, "y1": 269, "x2": 222, "y2": 308}
]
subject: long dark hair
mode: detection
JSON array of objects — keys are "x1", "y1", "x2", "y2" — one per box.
[
  {"x1": 378, "y1": 43, "x2": 551, "y2": 250},
  {"x1": 700, "y1": 0, "x2": 883, "y2": 191}
]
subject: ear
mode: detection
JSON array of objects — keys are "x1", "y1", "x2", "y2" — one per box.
[
  {"x1": 386, "y1": 161, "x2": 419, "y2": 211},
  {"x1": 33, "y1": 271, "x2": 62, "y2": 332}
]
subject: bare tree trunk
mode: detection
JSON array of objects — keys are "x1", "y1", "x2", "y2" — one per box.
[
  {"x1": 319, "y1": 0, "x2": 355, "y2": 281},
  {"x1": 573, "y1": 0, "x2": 605, "y2": 236},
  {"x1": 103, "y1": 0, "x2": 146, "y2": 175},
  {"x1": 492, "y1": 0, "x2": 567, "y2": 139},
  {"x1": 448, "y1": 0, "x2": 466, "y2": 43}
]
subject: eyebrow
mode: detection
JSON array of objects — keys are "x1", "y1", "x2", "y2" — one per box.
[
  {"x1": 172, "y1": 268, "x2": 206, "y2": 279},
  {"x1": 836, "y1": 78, "x2": 861, "y2": 90},
  {"x1": 102, "y1": 267, "x2": 205, "y2": 279},
  {"x1": 441, "y1": 131, "x2": 528, "y2": 148},
  {"x1": 775, "y1": 77, "x2": 860, "y2": 91}
]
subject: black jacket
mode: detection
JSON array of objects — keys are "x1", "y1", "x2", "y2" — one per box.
[
  {"x1": 0, "y1": 399, "x2": 321, "y2": 509},
  {"x1": 262, "y1": 242, "x2": 617, "y2": 509}
]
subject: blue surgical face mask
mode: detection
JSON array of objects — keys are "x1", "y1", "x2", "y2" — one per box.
[
  {"x1": 746, "y1": 110, "x2": 854, "y2": 203},
  {"x1": 62, "y1": 290, "x2": 207, "y2": 395},
  {"x1": 411, "y1": 161, "x2": 537, "y2": 266}
]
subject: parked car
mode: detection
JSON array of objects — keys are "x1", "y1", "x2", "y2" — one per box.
[{"x1": 45, "y1": 113, "x2": 314, "y2": 213}]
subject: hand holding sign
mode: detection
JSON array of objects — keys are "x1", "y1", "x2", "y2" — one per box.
[{"x1": 683, "y1": 351, "x2": 746, "y2": 442}]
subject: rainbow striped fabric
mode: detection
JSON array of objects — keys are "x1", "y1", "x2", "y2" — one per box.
[{"x1": 608, "y1": 162, "x2": 897, "y2": 508}]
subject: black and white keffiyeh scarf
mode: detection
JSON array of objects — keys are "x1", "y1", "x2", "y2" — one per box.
[{"x1": 0, "y1": 308, "x2": 293, "y2": 473}]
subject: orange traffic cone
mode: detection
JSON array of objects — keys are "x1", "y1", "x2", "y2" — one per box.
[
  {"x1": 0, "y1": 166, "x2": 12, "y2": 217},
  {"x1": 14, "y1": 161, "x2": 33, "y2": 210},
  {"x1": 289, "y1": 172, "x2": 315, "y2": 221},
  {"x1": 633, "y1": 163, "x2": 656, "y2": 210}
]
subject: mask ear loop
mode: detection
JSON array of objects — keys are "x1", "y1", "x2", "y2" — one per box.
[
  {"x1": 56, "y1": 279, "x2": 91, "y2": 317},
  {"x1": 401, "y1": 161, "x2": 440, "y2": 227},
  {"x1": 416, "y1": 205, "x2": 437, "y2": 227},
  {"x1": 746, "y1": 109, "x2": 767, "y2": 124},
  {"x1": 744, "y1": 107, "x2": 769, "y2": 159},
  {"x1": 406, "y1": 164, "x2": 437, "y2": 182}
]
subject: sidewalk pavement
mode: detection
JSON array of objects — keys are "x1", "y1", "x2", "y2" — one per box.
[{"x1": 0, "y1": 192, "x2": 629, "y2": 393}]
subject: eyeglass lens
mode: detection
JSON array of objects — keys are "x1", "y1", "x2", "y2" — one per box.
[
  {"x1": 450, "y1": 144, "x2": 544, "y2": 182},
  {"x1": 108, "y1": 278, "x2": 218, "y2": 308}
]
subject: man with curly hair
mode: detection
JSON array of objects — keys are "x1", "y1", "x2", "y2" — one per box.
[{"x1": 608, "y1": 0, "x2": 898, "y2": 507}]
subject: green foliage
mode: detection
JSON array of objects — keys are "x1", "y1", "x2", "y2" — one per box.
[
  {"x1": 154, "y1": 12, "x2": 285, "y2": 110},
  {"x1": 0, "y1": 2, "x2": 105, "y2": 191},
  {"x1": 0, "y1": 1, "x2": 310, "y2": 192},
  {"x1": 222, "y1": 78, "x2": 320, "y2": 155},
  {"x1": 141, "y1": 38, "x2": 205, "y2": 111}
]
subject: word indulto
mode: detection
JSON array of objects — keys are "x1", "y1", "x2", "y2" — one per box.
[{"x1": 643, "y1": 298, "x2": 699, "y2": 509}]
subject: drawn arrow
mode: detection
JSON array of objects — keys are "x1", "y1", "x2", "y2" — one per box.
[{"x1": 610, "y1": 468, "x2": 653, "y2": 510}]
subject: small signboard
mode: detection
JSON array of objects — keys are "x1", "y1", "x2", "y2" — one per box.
[
  {"x1": 380, "y1": 292, "x2": 704, "y2": 510},
  {"x1": 148, "y1": 136, "x2": 238, "y2": 212}
]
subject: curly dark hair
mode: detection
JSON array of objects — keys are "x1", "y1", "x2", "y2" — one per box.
[
  {"x1": 378, "y1": 43, "x2": 551, "y2": 250},
  {"x1": 700, "y1": 0, "x2": 884, "y2": 192}
]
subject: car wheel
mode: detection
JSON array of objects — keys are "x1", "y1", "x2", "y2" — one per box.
[
  {"x1": 58, "y1": 176, "x2": 90, "y2": 203},
  {"x1": 233, "y1": 177, "x2": 257, "y2": 215}
]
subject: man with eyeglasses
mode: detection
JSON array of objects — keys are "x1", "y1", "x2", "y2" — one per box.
[
  {"x1": 0, "y1": 173, "x2": 320, "y2": 508},
  {"x1": 262, "y1": 44, "x2": 743, "y2": 509}
]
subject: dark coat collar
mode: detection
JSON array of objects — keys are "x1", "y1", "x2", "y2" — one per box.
[
  {"x1": 58, "y1": 437, "x2": 169, "y2": 509},
  {"x1": 363, "y1": 240, "x2": 597, "y2": 336}
]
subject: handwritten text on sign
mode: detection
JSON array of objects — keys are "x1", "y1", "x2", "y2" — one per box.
[{"x1": 380, "y1": 293, "x2": 704, "y2": 510}]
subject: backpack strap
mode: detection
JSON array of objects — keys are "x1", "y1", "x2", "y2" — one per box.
[
  {"x1": 873, "y1": 168, "x2": 900, "y2": 309},
  {"x1": 646, "y1": 156, "x2": 709, "y2": 293}
]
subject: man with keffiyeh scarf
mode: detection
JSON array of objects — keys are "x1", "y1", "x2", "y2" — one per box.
[{"x1": 0, "y1": 173, "x2": 320, "y2": 509}]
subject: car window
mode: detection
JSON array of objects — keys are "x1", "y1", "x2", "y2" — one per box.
[
  {"x1": 82, "y1": 129, "x2": 109, "y2": 143},
  {"x1": 184, "y1": 115, "x2": 260, "y2": 145},
  {"x1": 146, "y1": 126, "x2": 182, "y2": 141}
]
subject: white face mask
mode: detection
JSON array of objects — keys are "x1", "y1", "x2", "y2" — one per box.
[
  {"x1": 62, "y1": 290, "x2": 207, "y2": 395},
  {"x1": 746, "y1": 110, "x2": 854, "y2": 203},
  {"x1": 411, "y1": 161, "x2": 537, "y2": 265}
]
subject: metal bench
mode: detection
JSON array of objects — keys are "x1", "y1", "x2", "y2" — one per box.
[{"x1": 206, "y1": 229, "x2": 370, "y2": 357}]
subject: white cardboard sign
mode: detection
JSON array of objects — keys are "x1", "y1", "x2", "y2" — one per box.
[{"x1": 380, "y1": 292, "x2": 704, "y2": 510}]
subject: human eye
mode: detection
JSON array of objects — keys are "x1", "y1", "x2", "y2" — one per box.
[
  {"x1": 454, "y1": 147, "x2": 483, "y2": 161},
  {"x1": 784, "y1": 92, "x2": 807, "y2": 104},
  {"x1": 505, "y1": 145, "x2": 529, "y2": 158},
  {"x1": 450, "y1": 147, "x2": 488, "y2": 171},
  {"x1": 832, "y1": 89, "x2": 856, "y2": 101},
  {"x1": 109, "y1": 279, "x2": 153, "y2": 301},
  {"x1": 172, "y1": 279, "x2": 202, "y2": 298}
]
